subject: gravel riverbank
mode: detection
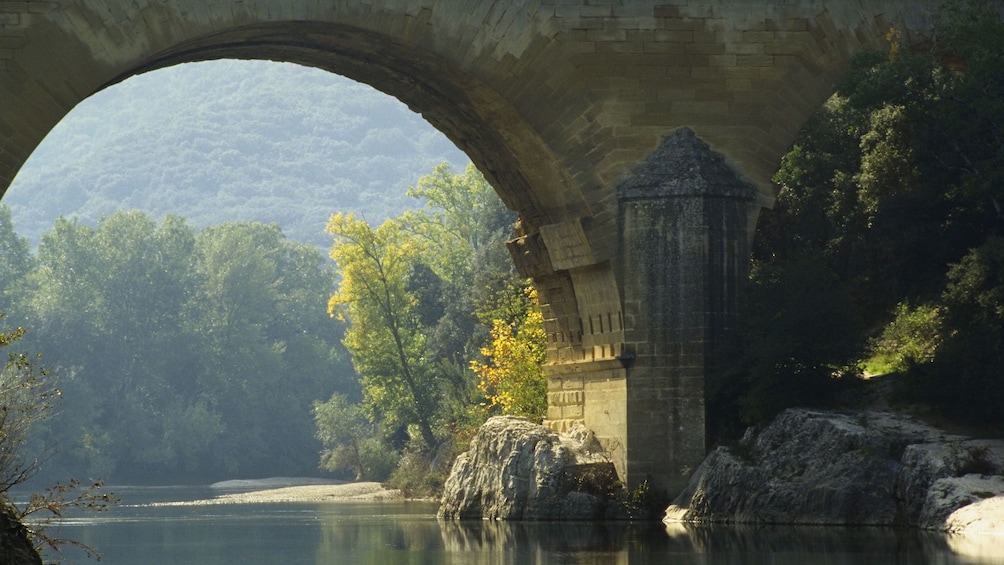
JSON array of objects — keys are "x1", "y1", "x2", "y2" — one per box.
[{"x1": 151, "y1": 482, "x2": 404, "y2": 506}]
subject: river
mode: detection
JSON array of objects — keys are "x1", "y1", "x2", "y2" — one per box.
[{"x1": 37, "y1": 486, "x2": 1004, "y2": 564}]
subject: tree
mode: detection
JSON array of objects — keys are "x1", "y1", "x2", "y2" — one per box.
[
  {"x1": 0, "y1": 322, "x2": 54, "y2": 494},
  {"x1": 187, "y1": 221, "x2": 347, "y2": 478},
  {"x1": 909, "y1": 237, "x2": 1004, "y2": 425},
  {"x1": 313, "y1": 393, "x2": 366, "y2": 480},
  {"x1": 327, "y1": 213, "x2": 438, "y2": 448},
  {"x1": 765, "y1": 1, "x2": 1004, "y2": 319},
  {"x1": 399, "y1": 162, "x2": 521, "y2": 426},
  {"x1": 313, "y1": 392, "x2": 397, "y2": 481},
  {"x1": 1, "y1": 319, "x2": 116, "y2": 562},
  {"x1": 470, "y1": 284, "x2": 547, "y2": 421},
  {"x1": 399, "y1": 162, "x2": 512, "y2": 286},
  {"x1": 10, "y1": 211, "x2": 351, "y2": 483},
  {"x1": 320, "y1": 162, "x2": 524, "y2": 491}
]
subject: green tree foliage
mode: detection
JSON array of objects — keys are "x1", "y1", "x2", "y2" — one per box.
[
  {"x1": 5, "y1": 211, "x2": 356, "y2": 483},
  {"x1": 327, "y1": 213, "x2": 439, "y2": 448},
  {"x1": 400, "y1": 162, "x2": 511, "y2": 286},
  {"x1": 866, "y1": 303, "x2": 942, "y2": 375},
  {"x1": 0, "y1": 206, "x2": 33, "y2": 315},
  {"x1": 312, "y1": 393, "x2": 396, "y2": 481},
  {"x1": 719, "y1": 0, "x2": 1004, "y2": 430},
  {"x1": 911, "y1": 237, "x2": 1004, "y2": 424},
  {"x1": 318, "y1": 162, "x2": 524, "y2": 485},
  {"x1": 401, "y1": 163, "x2": 520, "y2": 366}
]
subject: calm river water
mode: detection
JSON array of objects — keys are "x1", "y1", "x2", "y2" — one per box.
[{"x1": 38, "y1": 486, "x2": 1004, "y2": 564}]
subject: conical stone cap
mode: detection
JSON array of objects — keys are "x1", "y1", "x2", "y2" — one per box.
[{"x1": 619, "y1": 127, "x2": 757, "y2": 200}]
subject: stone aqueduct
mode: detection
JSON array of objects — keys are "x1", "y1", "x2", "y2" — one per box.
[{"x1": 0, "y1": 0, "x2": 934, "y2": 493}]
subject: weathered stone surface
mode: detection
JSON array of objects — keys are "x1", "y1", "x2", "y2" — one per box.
[
  {"x1": 1, "y1": 504, "x2": 41, "y2": 565},
  {"x1": 438, "y1": 416, "x2": 615, "y2": 521},
  {"x1": 924, "y1": 476, "x2": 1004, "y2": 531},
  {"x1": 618, "y1": 128, "x2": 757, "y2": 199},
  {"x1": 665, "y1": 408, "x2": 1004, "y2": 532}
]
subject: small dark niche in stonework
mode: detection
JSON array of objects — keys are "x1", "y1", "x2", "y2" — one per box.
[{"x1": 619, "y1": 127, "x2": 757, "y2": 200}]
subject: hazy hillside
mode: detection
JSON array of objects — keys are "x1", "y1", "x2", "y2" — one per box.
[{"x1": 1, "y1": 59, "x2": 468, "y2": 248}]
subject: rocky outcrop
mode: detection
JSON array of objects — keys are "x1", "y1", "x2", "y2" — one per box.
[
  {"x1": 438, "y1": 416, "x2": 625, "y2": 520},
  {"x1": 665, "y1": 408, "x2": 1004, "y2": 532},
  {"x1": 1, "y1": 504, "x2": 41, "y2": 565}
]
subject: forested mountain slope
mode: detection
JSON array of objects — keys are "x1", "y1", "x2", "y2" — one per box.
[{"x1": 2, "y1": 59, "x2": 467, "y2": 248}]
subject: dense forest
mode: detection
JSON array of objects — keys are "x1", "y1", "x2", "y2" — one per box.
[
  {"x1": 3, "y1": 59, "x2": 467, "y2": 250},
  {"x1": 0, "y1": 206, "x2": 357, "y2": 483},
  {"x1": 710, "y1": 0, "x2": 1004, "y2": 441}
]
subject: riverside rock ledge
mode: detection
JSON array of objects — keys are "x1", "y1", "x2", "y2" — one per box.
[
  {"x1": 665, "y1": 408, "x2": 1004, "y2": 534},
  {"x1": 438, "y1": 416, "x2": 621, "y2": 520}
]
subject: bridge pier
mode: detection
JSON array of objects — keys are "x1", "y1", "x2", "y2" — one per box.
[
  {"x1": 519, "y1": 128, "x2": 759, "y2": 495},
  {"x1": 615, "y1": 128, "x2": 759, "y2": 493}
]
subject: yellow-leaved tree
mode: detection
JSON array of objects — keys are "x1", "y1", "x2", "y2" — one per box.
[
  {"x1": 471, "y1": 285, "x2": 547, "y2": 421},
  {"x1": 326, "y1": 212, "x2": 438, "y2": 449}
]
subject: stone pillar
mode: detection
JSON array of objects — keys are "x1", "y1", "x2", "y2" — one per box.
[
  {"x1": 616, "y1": 127, "x2": 758, "y2": 494},
  {"x1": 509, "y1": 127, "x2": 758, "y2": 497}
]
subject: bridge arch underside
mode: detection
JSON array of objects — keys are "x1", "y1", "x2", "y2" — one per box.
[{"x1": 0, "y1": 1, "x2": 938, "y2": 496}]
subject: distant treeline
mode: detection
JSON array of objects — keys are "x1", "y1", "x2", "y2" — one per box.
[{"x1": 0, "y1": 205, "x2": 358, "y2": 484}]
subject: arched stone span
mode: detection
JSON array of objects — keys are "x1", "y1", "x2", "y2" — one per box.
[{"x1": 0, "y1": 0, "x2": 937, "y2": 495}]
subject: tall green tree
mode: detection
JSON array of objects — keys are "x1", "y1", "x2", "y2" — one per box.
[
  {"x1": 327, "y1": 213, "x2": 438, "y2": 448},
  {"x1": 399, "y1": 162, "x2": 512, "y2": 286},
  {"x1": 399, "y1": 163, "x2": 521, "y2": 417}
]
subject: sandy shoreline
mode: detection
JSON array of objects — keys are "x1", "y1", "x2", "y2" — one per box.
[{"x1": 151, "y1": 482, "x2": 405, "y2": 506}]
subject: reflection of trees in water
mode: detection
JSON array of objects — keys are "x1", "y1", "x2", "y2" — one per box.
[
  {"x1": 314, "y1": 508, "x2": 997, "y2": 564},
  {"x1": 316, "y1": 506, "x2": 443, "y2": 562},
  {"x1": 439, "y1": 520, "x2": 989, "y2": 565},
  {"x1": 439, "y1": 520, "x2": 672, "y2": 565},
  {"x1": 665, "y1": 522, "x2": 977, "y2": 565}
]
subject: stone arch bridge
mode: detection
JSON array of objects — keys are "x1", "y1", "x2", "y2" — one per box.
[{"x1": 0, "y1": 0, "x2": 934, "y2": 494}]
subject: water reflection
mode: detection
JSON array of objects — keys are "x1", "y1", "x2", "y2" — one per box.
[
  {"x1": 663, "y1": 522, "x2": 1004, "y2": 565},
  {"x1": 439, "y1": 520, "x2": 645, "y2": 564},
  {"x1": 43, "y1": 488, "x2": 1004, "y2": 565},
  {"x1": 945, "y1": 533, "x2": 1004, "y2": 563},
  {"x1": 435, "y1": 519, "x2": 1004, "y2": 565}
]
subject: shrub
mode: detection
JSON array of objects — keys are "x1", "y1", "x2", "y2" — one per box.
[
  {"x1": 906, "y1": 237, "x2": 1004, "y2": 426},
  {"x1": 866, "y1": 302, "x2": 942, "y2": 375}
]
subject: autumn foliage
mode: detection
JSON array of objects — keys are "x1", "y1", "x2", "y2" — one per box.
[{"x1": 471, "y1": 287, "x2": 547, "y2": 422}]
